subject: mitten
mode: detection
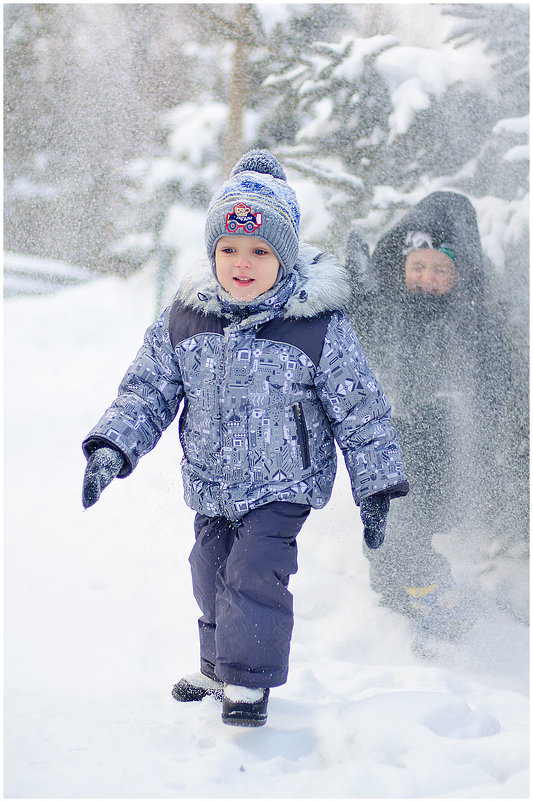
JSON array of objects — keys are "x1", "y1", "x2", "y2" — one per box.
[
  {"x1": 82, "y1": 446, "x2": 125, "y2": 509},
  {"x1": 359, "y1": 492, "x2": 390, "y2": 549}
]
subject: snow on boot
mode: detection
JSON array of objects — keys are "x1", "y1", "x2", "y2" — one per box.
[
  {"x1": 172, "y1": 672, "x2": 224, "y2": 702},
  {"x1": 221, "y1": 685, "x2": 269, "y2": 727},
  {"x1": 404, "y1": 582, "x2": 473, "y2": 644}
]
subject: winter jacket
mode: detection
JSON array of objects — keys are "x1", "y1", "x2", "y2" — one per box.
[{"x1": 83, "y1": 245, "x2": 408, "y2": 522}]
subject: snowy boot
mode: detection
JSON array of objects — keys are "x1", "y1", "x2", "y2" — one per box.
[
  {"x1": 171, "y1": 672, "x2": 224, "y2": 702},
  {"x1": 221, "y1": 685, "x2": 269, "y2": 728}
]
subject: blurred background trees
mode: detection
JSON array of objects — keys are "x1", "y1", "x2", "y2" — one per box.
[
  {"x1": 4, "y1": 3, "x2": 227, "y2": 273},
  {"x1": 3, "y1": 3, "x2": 343, "y2": 275},
  {"x1": 5, "y1": 4, "x2": 528, "y2": 287},
  {"x1": 4, "y1": 2, "x2": 528, "y2": 304}
]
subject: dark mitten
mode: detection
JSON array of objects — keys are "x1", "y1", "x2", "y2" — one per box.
[
  {"x1": 359, "y1": 492, "x2": 390, "y2": 549},
  {"x1": 82, "y1": 446, "x2": 124, "y2": 509}
]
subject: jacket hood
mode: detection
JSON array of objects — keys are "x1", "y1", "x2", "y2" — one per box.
[
  {"x1": 176, "y1": 243, "x2": 352, "y2": 319},
  {"x1": 371, "y1": 191, "x2": 486, "y2": 302}
]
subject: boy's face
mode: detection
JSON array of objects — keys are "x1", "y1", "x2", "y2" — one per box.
[
  {"x1": 404, "y1": 248, "x2": 456, "y2": 296},
  {"x1": 215, "y1": 236, "x2": 280, "y2": 301}
]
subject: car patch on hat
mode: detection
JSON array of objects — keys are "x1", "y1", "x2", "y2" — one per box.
[{"x1": 226, "y1": 203, "x2": 262, "y2": 233}]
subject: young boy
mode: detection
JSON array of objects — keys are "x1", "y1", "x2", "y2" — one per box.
[{"x1": 82, "y1": 150, "x2": 408, "y2": 727}]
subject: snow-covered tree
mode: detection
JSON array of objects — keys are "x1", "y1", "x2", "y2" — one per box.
[
  {"x1": 260, "y1": 29, "x2": 503, "y2": 248},
  {"x1": 443, "y1": 3, "x2": 529, "y2": 310}
]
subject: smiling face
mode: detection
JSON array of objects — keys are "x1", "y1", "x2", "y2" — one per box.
[
  {"x1": 404, "y1": 248, "x2": 457, "y2": 296},
  {"x1": 215, "y1": 236, "x2": 281, "y2": 301}
]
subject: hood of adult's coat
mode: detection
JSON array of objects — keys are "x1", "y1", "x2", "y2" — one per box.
[
  {"x1": 371, "y1": 191, "x2": 486, "y2": 307},
  {"x1": 176, "y1": 243, "x2": 353, "y2": 320}
]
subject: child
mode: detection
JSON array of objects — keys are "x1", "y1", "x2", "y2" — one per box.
[
  {"x1": 346, "y1": 192, "x2": 512, "y2": 644},
  {"x1": 82, "y1": 150, "x2": 409, "y2": 727}
]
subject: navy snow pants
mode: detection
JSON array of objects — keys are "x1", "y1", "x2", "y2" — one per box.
[{"x1": 189, "y1": 501, "x2": 311, "y2": 688}]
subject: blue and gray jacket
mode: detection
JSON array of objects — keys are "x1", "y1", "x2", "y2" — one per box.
[{"x1": 83, "y1": 245, "x2": 408, "y2": 522}]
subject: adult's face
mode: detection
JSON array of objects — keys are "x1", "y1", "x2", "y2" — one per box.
[{"x1": 404, "y1": 249, "x2": 457, "y2": 296}]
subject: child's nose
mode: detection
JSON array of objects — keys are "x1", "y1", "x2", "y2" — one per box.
[{"x1": 235, "y1": 253, "x2": 252, "y2": 269}]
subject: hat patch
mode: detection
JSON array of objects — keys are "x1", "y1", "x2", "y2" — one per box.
[{"x1": 226, "y1": 203, "x2": 263, "y2": 234}]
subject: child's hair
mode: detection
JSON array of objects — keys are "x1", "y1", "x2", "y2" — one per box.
[{"x1": 205, "y1": 150, "x2": 300, "y2": 278}]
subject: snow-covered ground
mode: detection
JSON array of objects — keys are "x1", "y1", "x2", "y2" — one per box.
[{"x1": 4, "y1": 265, "x2": 529, "y2": 798}]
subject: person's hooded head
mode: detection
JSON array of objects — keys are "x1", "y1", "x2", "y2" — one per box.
[{"x1": 371, "y1": 192, "x2": 486, "y2": 308}]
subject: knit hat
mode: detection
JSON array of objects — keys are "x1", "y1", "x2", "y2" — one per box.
[
  {"x1": 402, "y1": 230, "x2": 457, "y2": 261},
  {"x1": 205, "y1": 149, "x2": 300, "y2": 277}
]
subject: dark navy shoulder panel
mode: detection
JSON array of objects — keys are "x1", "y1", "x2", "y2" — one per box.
[
  {"x1": 169, "y1": 299, "x2": 332, "y2": 367},
  {"x1": 257, "y1": 313, "x2": 332, "y2": 368},
  {"x1": 169, "y1": 300, "x2": 227, "y2": 348}
]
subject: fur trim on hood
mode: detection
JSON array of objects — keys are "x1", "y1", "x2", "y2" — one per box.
[{"x1": 176, "y1": 244, "x2": 352, "y2": 319}]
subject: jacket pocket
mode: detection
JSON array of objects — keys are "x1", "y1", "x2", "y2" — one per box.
[{"x1": 293, "y1": 402, "x2": 311, "y2": 470}]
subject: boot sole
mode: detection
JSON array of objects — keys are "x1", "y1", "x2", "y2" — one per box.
[
  {"x1": 172, "y1": 680, "x2": 223, "y2": 702},
  {"x1": 221, "y1": 712, "x2": 267, "y2": 727}
]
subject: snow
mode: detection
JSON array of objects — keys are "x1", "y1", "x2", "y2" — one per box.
[
  {"x1": 3, "y1": 251, "x2": 95, "y2": 297},
  {"x1": 503, "y1": 145, "x2": 529, "y2": 163},
  {"x1": 492, "y1": 115, "x2": 529, "y2": 136},
  {"x1": 111, "y1": 231, "x2": 155, "y2": 256},
  {"x1": 4, "y1": 260, "x2": 529, "y2": 798},
  {"x1": 474, "y1": 195, "x2": 530, "y2": 273},
  {"x1": 311, "y1": 34, "x2": 494, "y2": 142},
  {"x1": 329, "y1": 34, "x2": 399, "y2": 81},
  {"x1": 124, "y1": 102, "x2": 230, "y2": 199},
  {"x1": 376, "y1": 42, "x2": 493, "y2": 139},
  {"x1": 159, "y1": 202, "x2": 206, "y2": 256},
  {"x1": 262, "y1": 64, "x2": 308, "y2": 89},
  {"x1": 295, "y1": 97, "x2": 335, "y2": 141},
  {"x1": 377, "y1": 40, "x2": 493, "y2": 97},
  {"x1": 163, "y1": 103, "x2": 228, "y2": 167},
  {"x1": 388, "y1": 76, "x2": 432, "y2": 138},
  {"x1": 255, "y1": 3, "x2": 293, "y2": 35}
]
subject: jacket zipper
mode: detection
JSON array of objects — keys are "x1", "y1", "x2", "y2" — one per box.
[
  {"x1": 178, "y1": 402, "x2": 189, "y2": 460},
  {"x1": 293, "y1": 402, "x2": 311, "y2": 470}
]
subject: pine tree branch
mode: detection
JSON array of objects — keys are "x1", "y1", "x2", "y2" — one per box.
[
  {"x1": 282, "y1": 157, "x2": 365, "y2": 195},
  {"x1": 190, "y1": 3, "x2": 314, "y2": 67},
  {"x1": 191, "y1": 3, "x2": 259, "y2": 47}
]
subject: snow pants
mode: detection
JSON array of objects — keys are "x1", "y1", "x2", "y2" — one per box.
[{"x1": 189, "y1": 501, "x2": 311, "y2": 688}]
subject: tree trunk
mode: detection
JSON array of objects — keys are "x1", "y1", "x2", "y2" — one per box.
[{"x1": 222, "y1": 3, "x2": 253, "y2": 178}]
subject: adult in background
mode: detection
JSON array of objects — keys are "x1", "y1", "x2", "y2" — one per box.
[{"x1": 346, "y1": 191, "x2": 515, "y2": 644}]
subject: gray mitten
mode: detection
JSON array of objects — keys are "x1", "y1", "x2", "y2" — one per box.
[
  {"x1": 359, "y1": 492, "x2": 390, "y2": 549},
  {"x1": 82, "y1": 446, "x2": 124, "y2": 509}
]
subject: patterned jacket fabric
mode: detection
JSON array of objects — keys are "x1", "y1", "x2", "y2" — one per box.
[{"x1": 82, "y1": 245, "x2": 408, "y2": 522}]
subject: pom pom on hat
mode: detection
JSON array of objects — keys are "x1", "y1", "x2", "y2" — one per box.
[
  {"x1": 230, "y1": 149, "x2": 287, "y2": 182},
  {"x1": 402, "y1": 231, "x2": 434, "y2": 255},
  {"x1": 205, "y1": 149, "x2": 300, "y2": 279}
]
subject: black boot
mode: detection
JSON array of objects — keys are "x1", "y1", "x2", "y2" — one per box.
[
  {"x1": 221, "y1": 685, "x2": 270, "y2": 727},
  {"x1": 172, "y1": 672, "x2": 224, "y2": 702}
]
